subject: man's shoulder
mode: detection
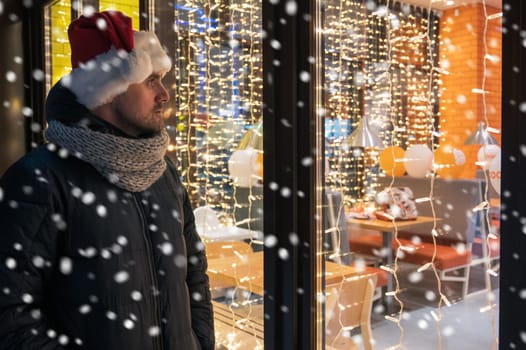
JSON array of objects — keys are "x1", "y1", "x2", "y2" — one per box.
[
  {"x1": 1, "y1": 144, "x2": 87, "y2": 185},
  {"x1": 0, "y1": 146, "x2": 60, "y2": 202},
  {"x1": 7, "y1": 145, "x2": 64, "y2": 173}
]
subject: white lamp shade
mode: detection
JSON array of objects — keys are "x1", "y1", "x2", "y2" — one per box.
[
  {"x1": 228, "y1": 148, "x2": 261, "y2": 187},
  {"x1": 404, "y1": 144, "x2": 433, "y2": 178}
]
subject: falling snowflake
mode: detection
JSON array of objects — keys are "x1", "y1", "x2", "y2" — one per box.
[
  {"x1": 78, "y1": 304, "x2": 91, "y2": 314},
  {"x1": 117, "y1": 236, "x2": 128, "y2": 246},
  {"x1": 59, "y1": 257, "x2": 73, "y2": 274},
  {"x1": 22, "y1": 293, "x2": 33, "y2": 304},
  {"x1": 285, "y1": 1, "x2": 297, "y2": 15},
  {"x1": 160, "y1": 242, "x2": 173, "y2": 255},
  {"x1": 58, "y1": 334, "x2": 69, "y2": 345},
  {"x1": 278, "y1": 248, "x2": 289, "y2": 260},
  {"x1": 81, "y1": 192, "x2": 96, "y2": 205},
  {"x1": 130, "y1": 290, "x2": 142, "y2": 301},
  {"x1": 417, "y1": 319, "x2": 429, "y2": 330},
  {"x1": 174, "y1": 254, "x2": 186, "y2": 268},
  {"x1": 32, "y1": 255, "x2": 45, "y2": 268},
  {"x1": 5, "y1": 257, "x2": 19, "y2": 271},
  {"x1": 280, "y1": 187, "x2": 291, "y2": 198},
  {"x1": 123, "y1": 319, "x2": 135, "y2": 330},
  {"x1": 264, "y1": 235, "x2": 278, "y2": 248},
  {"x1": 192, "y1": 292, "x2": 203, "y2": 301},
  {"x1": 114, "y1": 270, "x2": 130, "y2": 283},
  {"x1": 270, "y1": 39, "x2": 281, "y2": 50},
  {"x1": 5, "y1": 71, "x2": 16, "y2": 83},
  {"x1": 148, "y1": 326, "x2": 160, "y2": 337},
  {"x1": 299, "y1": 71, "x2": 310, "y2": 83}
]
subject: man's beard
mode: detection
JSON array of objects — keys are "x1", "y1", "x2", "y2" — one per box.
[{"x1": 114, "y1": 103, "x2": 165, "y2": 137}]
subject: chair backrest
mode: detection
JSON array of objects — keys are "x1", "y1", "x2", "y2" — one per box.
[
  {"x1": 194, "y1": 206, "x2": 222, "y2": 232},
  {"x1": 325, "y1": 274, "x2": 377, "y2": 350},
  {"x1": 376, "y1": 176, "x2": 485, "y2": 244},
  {"x1": 325, "y1": 191, "x2": 351, "y2": 265},
  {"x1": 205, "y1": 241, "x2": 253, "y2": 260}
]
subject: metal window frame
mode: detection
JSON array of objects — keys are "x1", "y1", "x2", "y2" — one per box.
[{"x1": 499, "y1": 1, "x2": 526, "y2": 348}]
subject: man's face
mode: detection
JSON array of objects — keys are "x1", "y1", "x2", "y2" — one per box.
[{"x1": 111, "y1": 73, "x2": 170, "y2": 137}]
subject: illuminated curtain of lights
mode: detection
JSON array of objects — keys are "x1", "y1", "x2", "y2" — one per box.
[
  {"x1": 172, "y1": 0, "x2": 263, "y2": 214},
  {"x1": 323, "y1": 0, "x2": 439, "y2": 204}
]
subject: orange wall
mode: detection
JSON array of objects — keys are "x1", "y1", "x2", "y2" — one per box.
[{"x1": 439, "y1": 4, "x2": 502, "y2": 178}]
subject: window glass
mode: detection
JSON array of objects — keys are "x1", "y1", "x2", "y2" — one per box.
[
  {"x1": 45, "y1": 0, "x2": 72, "y2": 88},
  {"x1": 43, "y1": 2, "x2": 264, "y2": 346},
  {"x1": 320, "y1": 1, "x2": 501, "y2": 349},
  {"x1": 171, "y1": 1, "x2": 264, "y2": 348},
  {"x1": 99, "y1": 0, "x2": 140, "y2": 30}
]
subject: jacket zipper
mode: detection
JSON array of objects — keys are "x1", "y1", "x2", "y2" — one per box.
[{"x1": 133, "y1": 194, "x2": 163, "y2": 350}]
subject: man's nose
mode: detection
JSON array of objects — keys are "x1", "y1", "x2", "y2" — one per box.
[{"x1": 156, "y1": 83, "x2": 170, "y2": 103}]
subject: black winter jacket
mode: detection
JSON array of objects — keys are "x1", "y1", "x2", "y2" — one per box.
[{"x1": 0, "y1": 84, "x2": 215, "y2": 349}]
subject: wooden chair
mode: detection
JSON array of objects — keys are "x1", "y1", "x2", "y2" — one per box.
[
  {"x1": 350, "y1": 176, "x2": 489, "y2": 298},
  {"x1": 325, "y1": 191, "x2": 351, "y2": 265},
  {"x1": 325, "y1": 274, "x2": 377, "y2": 350},
  {"x1": 326, "y1": 190, "x2": 388, "y2": 300}
]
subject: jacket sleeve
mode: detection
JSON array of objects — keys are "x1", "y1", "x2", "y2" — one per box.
[
  {"x1": 181, "y1": 186, "x2": 215, "y2": 350},
  {"x1": 0, "y1": 160, "x2": 68, "y2": 349}
]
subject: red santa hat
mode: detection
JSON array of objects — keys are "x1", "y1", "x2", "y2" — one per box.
[{"x1": 61, "y1": 11, "x2": 172, "y2": 110}]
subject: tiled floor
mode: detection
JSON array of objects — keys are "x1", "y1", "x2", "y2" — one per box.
[
  {"x1": 369, "y1": 290, "x2": 499, "y2": 350},
  {"x1": 213, "y1": 263, "x2": 500, "y2": 349}
]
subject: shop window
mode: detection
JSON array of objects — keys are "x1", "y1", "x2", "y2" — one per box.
[
  {"x1": 170, "y1": 1, "x2": 264, "y2": 347},
  {"x1": 38, "y1": 0, "x2": 502, "y2": 348},
  {"x1": 320, "y1": 1, "x2": 501, "y2": 349}
]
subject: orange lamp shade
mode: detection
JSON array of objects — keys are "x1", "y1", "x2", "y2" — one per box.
[
  {"x1": 379, "y1": 146, "x2": 406, "y2": 176},
  {"x1": 434, "y1": 147, "x2": 465, "y2": 179}
]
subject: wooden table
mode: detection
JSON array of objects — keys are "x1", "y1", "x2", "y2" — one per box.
[
  {"x1": 213, "y1": 301, "x2": 263, "y2": 349},
  {"x1": 207, "y1": 251, "x2": 380, "y2": 296},
  {"x1": 346, "y1": 216, "x2": 440, "y2": 307}
]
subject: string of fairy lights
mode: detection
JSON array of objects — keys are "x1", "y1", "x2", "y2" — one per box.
[
  {"x1": 379, "y1": 1, "x2": 448, "y2": 348},
  {"x1": 479, "y1": 0, "x2": 499, "y2": 346}
]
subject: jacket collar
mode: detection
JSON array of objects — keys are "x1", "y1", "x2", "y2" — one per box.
[{"x1": 45, "y1": 81, "x2": 132, "y2": 138}]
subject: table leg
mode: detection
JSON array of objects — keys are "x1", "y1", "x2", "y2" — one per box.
[{"x1": 382, "y1": 230, "x2": 393, "y2": 312}]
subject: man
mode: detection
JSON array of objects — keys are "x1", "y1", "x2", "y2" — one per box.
[{"x1": 0, "y1": 11, "x2": 214, "y2": 349}]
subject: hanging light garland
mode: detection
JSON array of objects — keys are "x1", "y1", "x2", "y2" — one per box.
[
  {"x1": 172, "y1": 0, "x2": 262, "y2": 215},
  {"x1": 323, "y1": 0, "x2": 439, "y2": 205}
]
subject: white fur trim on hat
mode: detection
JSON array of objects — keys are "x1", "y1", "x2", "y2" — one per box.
[{"x1": 62, "y1": 31, "x2": 172, "y2": 110}]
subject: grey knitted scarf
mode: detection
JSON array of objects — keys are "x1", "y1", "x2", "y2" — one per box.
[{"x1": 45, "y1": 120, "x2": 169, "y2": 192}]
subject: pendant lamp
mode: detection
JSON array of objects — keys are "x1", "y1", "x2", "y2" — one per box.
[
  {"x1": 346, "y1": 117, "x2": 384, "y2": 149},
  {"x1": 464, "y1": 122, "x2": 498, "y2": 145}
]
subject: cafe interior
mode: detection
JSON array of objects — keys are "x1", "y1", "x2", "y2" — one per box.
[{"x1": 0, "y1": 0, "x2": 524, "y2": 348}]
